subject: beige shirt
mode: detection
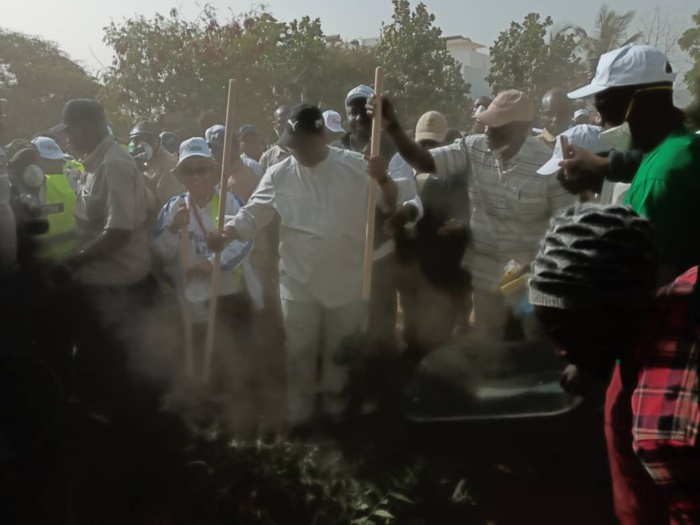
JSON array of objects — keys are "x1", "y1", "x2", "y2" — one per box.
[
  {"x1": 143, "y1": 146, "x2": 184, "y2": 206},
  {"x1": 74, "y1": 136, "x2": 152, "y2": 285},
  {"x1": 259, "y1": 144, "x2": 291, "y2": 171},
  {"x1": 431, "y1": 135, "x2": 575, "y2": 290},
  {"x1": 227, "y1": 147, "x2": 372, "y2": 308}
]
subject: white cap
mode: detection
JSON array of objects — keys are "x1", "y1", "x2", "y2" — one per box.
[
  {"x1": 31, "y1": 136, "x2": 70, "y2": 160},
  {"x1": 173, "y1": 137, "x2": 215, "y2": 172},
  {"x1": 205, "y1": 124, "x2": 226, "y2": 144},
  {"x1": 345, "y1": 84, "x2": 374, "y2": 106},
  {"x1": 568, "y1": 45, "x2": 676, "y2": 99},
  {"x1": 574, "y1": 108, "x2": 590, "y2": 120},
  {"x1": 323, "y1": 110, "x2": 345, "y2": 133},
  {"x1": 537, "y1": 125, "x2": 608, "y2": 175}
]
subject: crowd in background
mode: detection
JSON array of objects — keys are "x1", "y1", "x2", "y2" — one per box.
[{"x1": 1, "y1": 42, "x2": 700, "y2": 523}]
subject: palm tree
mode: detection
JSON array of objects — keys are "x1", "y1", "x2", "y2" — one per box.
[{"x1": 565, "y1": 5, "x2": 644, "y2": 68}]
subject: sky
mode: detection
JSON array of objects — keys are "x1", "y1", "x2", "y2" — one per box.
[{"x1": 2, "y1": 0, "x2": 698, "y2": 75}]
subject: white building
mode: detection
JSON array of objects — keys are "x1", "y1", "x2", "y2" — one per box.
[{"x1": 358, "y1": 34, "x2": 492, "y2": 100}]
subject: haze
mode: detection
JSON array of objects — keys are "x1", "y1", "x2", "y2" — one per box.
[{"x1": 2, "y1": 0, "x2": 698, "y2": 74}]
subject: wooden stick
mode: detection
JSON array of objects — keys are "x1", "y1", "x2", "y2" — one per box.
[
  {"x1": 202, "y1": 79, "x2": 236, "y2": 385},
  {"x1": 178, "y1": 204, "x2": 195, "y2": 380},
  {"x1": 361, "y1": 67, "x2": 384, "y2": 301}
]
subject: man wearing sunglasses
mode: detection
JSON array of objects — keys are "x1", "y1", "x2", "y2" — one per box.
[
  {"x1": 565, "y1": 44, "x2": 700, "y2": 286},
  {"x1": 152, "y1": 137, "x2": 262, "y2": 330}
]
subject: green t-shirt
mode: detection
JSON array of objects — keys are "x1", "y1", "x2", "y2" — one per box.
[{"x1": 624, "y1": 127, "x2": 700, "y2": 273}]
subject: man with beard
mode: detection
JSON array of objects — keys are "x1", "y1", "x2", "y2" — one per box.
[{"x1": 369, "y1": 90, "x2": 575, "y2": 341}]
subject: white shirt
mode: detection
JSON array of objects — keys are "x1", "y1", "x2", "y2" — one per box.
[
  {"x1": 241, "y1": 155, "x2": 264, "y2": 179},
  {"x1": 599, "y1": 180, "x2": 631, "y2": 206},
  {"x1": 153, "y1": 190, "x2": 262, "y2": 321},
  {"x1": 431, "y1": 135, "x2": 575, "y2": 290},
  {"x1": 373, "y1": 153, "x2": 419, "y2": 260},
  {"x1": 227, "y1": 147, "x2": 377, "y2": 308}
]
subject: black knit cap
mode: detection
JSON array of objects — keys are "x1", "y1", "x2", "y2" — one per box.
[{"x1": 529, "y1": 203, "x2": 658, "y2": 310}]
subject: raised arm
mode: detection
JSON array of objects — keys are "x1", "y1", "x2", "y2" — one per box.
[{"x1": 367, "y1": 95, "x2": 436, "y2": 174}]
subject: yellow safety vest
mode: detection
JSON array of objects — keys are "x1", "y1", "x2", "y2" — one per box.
[
  {"x1": 200, "y1": 193, "x2": 244, "y2": 287},
  {"x1": 64, "y1": 159, "x2": 84, "y2": 173},
  {"x1": 37, "y1": 174, "x2": 78, "y2": 261}
]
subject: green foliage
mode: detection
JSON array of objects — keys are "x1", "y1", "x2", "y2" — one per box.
[
  {"x1": 679, "y1": 10, "x2": 700, "y2": 113},
  {"x1": 101, "y1": 6, "x2": 377, "y2": 139},
  {"x1": 174, "y1": 426, "x2": 480, "y2": 524},
  {"x1": 378, "y1": 0, "x2": 471, "y2": 130},
  {"x1": 486, "y1": 14, "x2": 584, "y2": 101},
  {"x1": 565, "y1": 5, "x2": 643, "y2": 63},
  {"x1": 0, "y1": 29, "x2": 99, "y2": 140}
]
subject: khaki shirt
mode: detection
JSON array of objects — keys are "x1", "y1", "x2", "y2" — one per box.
[
  {"x1": 143, "y1": 146, "x2": 184, "y2": 206},
  {"x1": 259, "y1": 144, "x2": 291, "y2": 171},
  {"x1": 74, "y1": 136, "x2": 152, "y2": 285}
]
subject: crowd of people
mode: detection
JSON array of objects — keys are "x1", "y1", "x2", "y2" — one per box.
[{"x1": 1, "y1": 41, "x2": 700, "y2": 522}]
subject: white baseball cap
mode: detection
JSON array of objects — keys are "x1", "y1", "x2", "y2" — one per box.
[
  {"x1": 574, "y1": 108, "x2": 590, "y2": 120},
  {"x1": 568, "y1": 45, "x2": 676, "y2": 99},
  {"x1": 323, "y1": 110, "x2": 345, "y2": 133},
  {"x1": 537, "y1": 125, "x2": 608, "y2": 175},
  {"x1": 31, "y1": 136, "x2": 71, "y2": 160},
  {"x1": 173, "y1": 137, "x2": 216, "y2": 172}
]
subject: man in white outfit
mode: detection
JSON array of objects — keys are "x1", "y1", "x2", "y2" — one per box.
[{"x1": 208, "y1": 104, "x2": 404, "y2": 431}]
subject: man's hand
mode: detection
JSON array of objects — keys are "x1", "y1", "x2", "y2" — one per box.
[
  {"x1": 558, "y1": 145, "x2": 608, "y2": 194},
  {"x1": 168, "y1": 204, "x2": 190, "y2": 234},
  {"x1": 384, "y1": 204, "x2": 419, "y2": 236},
  {"x1": 365, "y1": 155, "x2": 390, "y2": 183},
  {"x1": 559, "y1": 145, "x2": 609, "y2": 175},
  {"x1": 366, "y1": 94, "x2": 399, "y2": 131},
  {"x1": 207, "y1": 226, "x2": 239, "y2": 253},
  {"x1": 185, "y1": 259, "x2": 213, "y2": 283},
  {"x1": 437, "y1": 219, "x2": 467, "y2": 237}
]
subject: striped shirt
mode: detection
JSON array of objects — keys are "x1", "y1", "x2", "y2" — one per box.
[{"x1": 431, "y1": 134, "x2": 575, "y2": 290}]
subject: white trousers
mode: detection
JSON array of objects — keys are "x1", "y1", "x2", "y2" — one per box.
[{"x1": 281, "y1": 299, "x2": 366, "y2": 425}]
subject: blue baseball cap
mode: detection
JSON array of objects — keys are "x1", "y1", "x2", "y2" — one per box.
[
  {"x1": 205, "y1": 124, "x2": 226, "y2": 146},
  {"x1": 345, "y1": 84, "x2": 374, "y2": 106}
]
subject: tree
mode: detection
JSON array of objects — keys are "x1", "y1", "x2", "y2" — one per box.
[
  {"x1": 565, "y1": 5, "x2": 643, "y2": 67},
  {"x1": 679, "y1": 10, "x2": 700, "y2": 129},
  {"x1": 0, "y1": 29, "x2": 99, "y2": 140},
  {"x1": 102, "y1": 6, "x2": 378, "y2": 140},
  {"x1": 486, "y1": 13, "x2": 584, "y2": 102},
  {"x1": 638, "y1": 5, "x2": 683, "y2": 57},
  {"x1": 377, "y1": 0, "x2": 470, "y2": 129}
]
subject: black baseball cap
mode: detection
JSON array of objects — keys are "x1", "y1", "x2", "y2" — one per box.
[
  {"x1": 278, "y1": 104, "x2": 325, "y2": 148},
  {"x1": 51, "y1": 99, "x2": 106, "y2": 133}
]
